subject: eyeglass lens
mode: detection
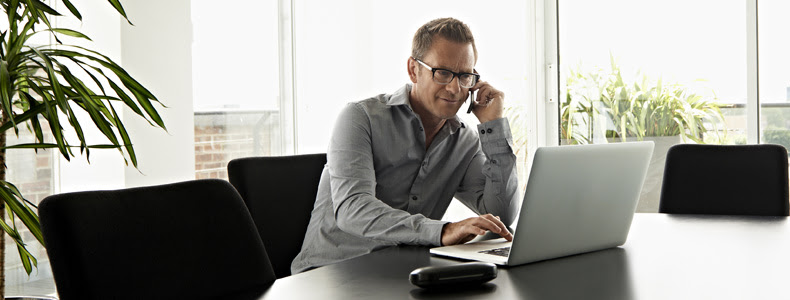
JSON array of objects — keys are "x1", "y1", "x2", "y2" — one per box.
[{"x1": 433, "y1": 70, "x2": 476, "y2": 88}]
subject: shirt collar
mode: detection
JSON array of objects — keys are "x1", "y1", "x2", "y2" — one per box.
[
  {"x1": 387, "y1": 84, "x2": 413, "y2": 107},
  {"x1": 388, "y1": 83, "x2": 466, "y2": 133}
]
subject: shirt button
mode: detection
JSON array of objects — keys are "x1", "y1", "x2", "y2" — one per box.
[
  {"x1": 419, "y1": 127, "x2": 424, "y2": 131},
  {"x1": 411, "y1": 196, "x2": 418, "y2": 201},
  {"x1": 487, "y1": 128, "x2": 493, "y2": 133},
  {"x1": 480, "y1": 129, "x2": 486, "y2": 134},
  {"x1": 422, "y1": 161, "x2": 427, "y2": 167},
  {"x1": 492, "y1": 159, "x2": 498, "y2": 164}
]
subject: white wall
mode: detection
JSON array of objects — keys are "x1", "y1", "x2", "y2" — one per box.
[{"x1": 120, "y1": 0, "x2": 195, "y2": 187}]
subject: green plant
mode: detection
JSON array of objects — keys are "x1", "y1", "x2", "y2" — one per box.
[
  {"x1": 0, "y1": 0, "x2": 165, "y2": 291},
  {"x1": 503, "y1": 104, "x2": 529, "y2": 191},
  {"x1": 561, "y1": 55, "x2": 726, "y2": 145},
  {"x1": 763, "y1": 129, "x2": 790, "y2": 156},
  {"x1": 504, "y1": 105, "x2": 528, "y2": 156}
]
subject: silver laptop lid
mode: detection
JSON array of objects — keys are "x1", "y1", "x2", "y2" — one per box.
[{"x1": 508, "y1": 141, "x2": 653, "y2": 265}]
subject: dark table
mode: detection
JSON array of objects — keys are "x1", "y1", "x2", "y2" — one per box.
[{"x1": 258, "y1": 213, "x2": 790, "y2": 299}]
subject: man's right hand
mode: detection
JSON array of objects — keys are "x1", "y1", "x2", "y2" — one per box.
[{"x1": 440, "y1": 214, "x2": 513, "y2": 246}]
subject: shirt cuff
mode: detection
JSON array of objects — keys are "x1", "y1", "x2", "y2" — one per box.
[
  {"x1": 418, "y1": 219, "x2": 449, "y2": 246},
  {"x1": 477, "y1": 118, "x2": 514, "y2": 155}
]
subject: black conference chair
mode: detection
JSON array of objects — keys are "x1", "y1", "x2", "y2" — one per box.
[
  {"x1": 659, "y1": 144, "x2": 790, "y2": 216},
  {"x1": 228, "y1": 153, "x2": 326, "y2": 279},
  {"x1": 39, "y1": 179, "x2": 276, "y2": 300}
]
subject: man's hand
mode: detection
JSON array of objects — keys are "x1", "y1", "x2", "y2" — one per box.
[
  {"x1": 441, "y1": 214, "x2": 513, "y2": 246},
  {"x1": 470, "y1": 80, "x2": 505, "y2": 124}
]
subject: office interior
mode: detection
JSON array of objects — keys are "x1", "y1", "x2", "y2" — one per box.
[{"x1": 5, "y1": 0, "x2": 788, "y2": 297}]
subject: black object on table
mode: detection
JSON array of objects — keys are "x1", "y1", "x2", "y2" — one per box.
[{"x1": 409, "y1": 262, "x2": 497, "y2": 288}]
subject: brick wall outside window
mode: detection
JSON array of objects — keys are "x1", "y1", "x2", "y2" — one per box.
[
  {"x1": 194, "y1": 110, "x2": 281, "y2": 180},
  {"x1": 5, "y1": 125, "x2": 54, "y2": 284}
]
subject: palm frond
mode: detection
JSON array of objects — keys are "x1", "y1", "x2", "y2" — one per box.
[{"x1": 1, "y1": 0, "x2": 165, "y2": 275}]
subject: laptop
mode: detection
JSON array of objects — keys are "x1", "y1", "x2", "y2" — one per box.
[{"x1": 430, "y1": 141, "x2": 654, "y2": 266}]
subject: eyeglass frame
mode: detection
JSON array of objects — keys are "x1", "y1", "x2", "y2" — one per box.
[{"x1": 412, "y1": 57, "x2": 480, "y2": 88}]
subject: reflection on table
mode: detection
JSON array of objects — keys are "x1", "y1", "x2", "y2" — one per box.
[{"x1": 258, "y1": 213, "x2": 790, "y2": 299}]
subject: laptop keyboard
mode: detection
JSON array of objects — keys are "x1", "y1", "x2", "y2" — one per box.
[{"x1": 479, "y1": 246, "x2": 510, "y2": 257}]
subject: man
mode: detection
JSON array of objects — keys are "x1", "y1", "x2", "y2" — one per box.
[{"x1": 291, "y1": 17, "x2": 519, "y2": 274}]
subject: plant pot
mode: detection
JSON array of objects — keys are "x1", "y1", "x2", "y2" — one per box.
[
  {"x1": 635, "y1": 136, "x2": 681, "y2": 212},
  {"x1": 560, "y1": 136, "x2": 680, "y2": 212}
]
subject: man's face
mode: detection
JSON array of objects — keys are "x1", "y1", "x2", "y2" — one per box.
[{"x1": 410, "y1": 38, "x2": 476, "y2": 121}]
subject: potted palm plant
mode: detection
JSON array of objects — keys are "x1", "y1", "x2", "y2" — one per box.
[
  {"x1": 0, "y1": 0, "x2": 165, "y2": 295},
  {"x1": 562, "y1": 55, "x2": 726, "y2": 145}
]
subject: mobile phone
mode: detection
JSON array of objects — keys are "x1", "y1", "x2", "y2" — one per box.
[{"x1": 466, "y1": 90, "x2": 475, "y2": 114}]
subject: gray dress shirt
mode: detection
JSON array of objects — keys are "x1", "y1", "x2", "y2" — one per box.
[{"x1": 291, "y1": 83, "x2": 519, "y2": 274}]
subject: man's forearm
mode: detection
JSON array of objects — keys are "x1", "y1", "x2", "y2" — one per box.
[
  {"x1": 332, "y1": 192, "x2": 447, "y2": 246},
  {"x1": 476, "y1": 146, "x2": 519, "y2": 225}
]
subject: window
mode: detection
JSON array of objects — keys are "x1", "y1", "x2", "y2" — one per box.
[
  {"x1": 554, "y1": 0, "x2": 788, "y2": 212},
  {"x1": 758, "y1": 0, "x2": 790, "y2": 150},
  {"x1": 192, "y1": 0, "x2": 283, "y2": 180},
  {"x1": 4, "y1": 127, "x2": 54, "y2": 286},
  {"x1": 293, "y1": 0, "x2": 532, "y2": 219}
]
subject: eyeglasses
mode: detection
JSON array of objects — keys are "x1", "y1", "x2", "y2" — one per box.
[{"x1": 413, "y1": 58, "x2": 480, "y2": 88}]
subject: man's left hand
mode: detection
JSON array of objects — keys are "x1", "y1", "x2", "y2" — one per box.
[{"x1": 469, "y1": 80, "x2": 504, "y2": 124}]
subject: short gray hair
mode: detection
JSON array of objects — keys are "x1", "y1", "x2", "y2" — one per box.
[{"x1": 411, "y1": 17, "x2": 477, "y2": 61}]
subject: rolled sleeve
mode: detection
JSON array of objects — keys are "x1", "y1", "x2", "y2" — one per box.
[
  {"x1": 421, "y1": 219, "x2": 449, "y2": 246},
  {"x1": 477, "y1": 117, "x2": 515, "y2": 155},
  {"x1": 455, "y1": 118, "x2": 520, "y2": 226}
]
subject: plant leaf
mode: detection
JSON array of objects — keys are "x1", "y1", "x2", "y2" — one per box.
[
  {"x1": 61, "y1": 0, "x2": 82, "y2": 20},
  {"x1": 23, "y1": 0, "x2": 59, "y2": 42},
  {"x1": 31, "y1": 83, "x2": 72, "y2": 158},
  {"x1": 16, "y1": 244, "x2": 37, "y2": 274},
  {"x1": 48, "y1": 28, "x2": 92, "y2": 41},
  {"x1": 29, "y1": 47, "x2": 68, "y2": 115},
  {"x1": 107, "y1": 0, "x2": 132, "y2": 25},
  {"x1": 0, "y1": 182, "x2": 43, "y2": 246},
  {"x1": 109, "y1": 104, "x2": 135, "y2": 166},
  {"x1": 26, "y1": 0, "x2": 61, "y2": 16},
  {"x1": 0, "y1": 60, "x2": 18, "y2": 133},
  {"x1": 66, "y1": 56, "x2": 105, "y2": 95}
]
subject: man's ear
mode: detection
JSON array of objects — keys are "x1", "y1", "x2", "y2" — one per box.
[{"x1": 407, "y1": 57, "x2": 418, "y2": 83}]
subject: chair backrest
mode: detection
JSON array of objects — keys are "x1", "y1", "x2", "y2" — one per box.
[
  {"x1": 228, "y1": 153, "x2": 327, "y2": 279},
  {"x1": 659, "y1": 144, "x2": 790, "y2": 216},
  {"x1": 39, "y1": 179, "x2": 276, "y2": 300}
]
